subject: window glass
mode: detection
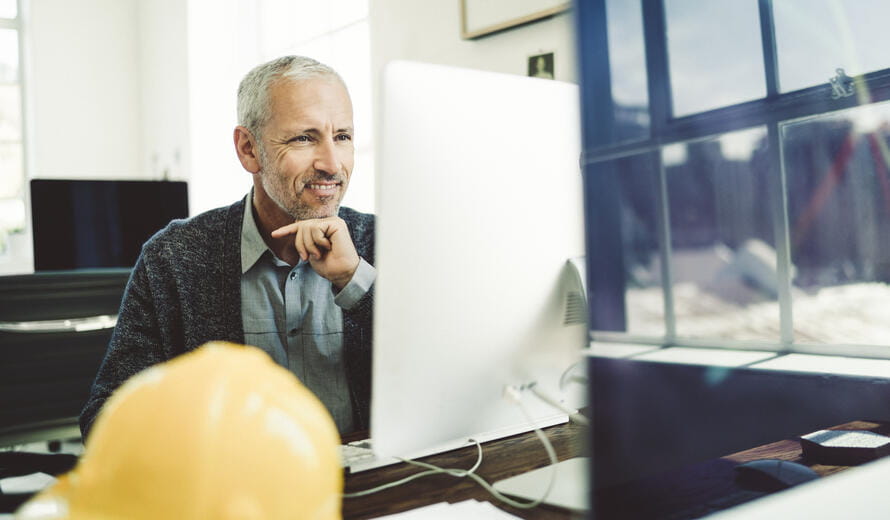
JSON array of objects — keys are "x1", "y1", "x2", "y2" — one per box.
[
  {"x1": 774, "y1": 0, "x2": 890, "y2": 93},
  {"x1": 0, "y1": 142, "x2": 22, "y2": 199},
  {"x1": 605, "y1": 0, "x2": 649, "y2": 142},
  {"x1": 664, "y1": 127, "x2": 779, "y2": 342},
  {"x1": 0, "y1": 0, "x2": 16, "y2": 19},
  {"x1": 0, "y1": 84, "x2": 21, "y2": 140},
  {"x1": 615, "y1": 153, "x2": 664, "y2": 337},
  {"x1": 259, "y1": 0, "x2": 367, "y2": 55},
  {"x1": 0, "y1": 28, "x2": 18, "y2": 83},
  {"x1": 782, "y1": 103, "x2": 890, "y2": 345},
  {"x1": 664, "y1": 0, "x2": 766, "y2": 116}
]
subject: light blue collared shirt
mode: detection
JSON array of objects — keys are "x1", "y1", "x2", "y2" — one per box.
[{"x1": 240, "y1": 195, "x2": 376, "y2": 434}]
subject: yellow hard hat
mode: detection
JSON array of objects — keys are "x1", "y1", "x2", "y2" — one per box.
[{"x1": 16, "y1": 342, "x2": 343, "y2": 520}]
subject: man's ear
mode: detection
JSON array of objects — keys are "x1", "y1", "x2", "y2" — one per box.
[{"x1": 234, "y1": 126, "x2": 261, "y2": 174}]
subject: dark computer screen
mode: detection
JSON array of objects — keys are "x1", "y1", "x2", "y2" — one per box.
[{"x1": 30, "y1": 179, "x2": 189, "y2": 271}]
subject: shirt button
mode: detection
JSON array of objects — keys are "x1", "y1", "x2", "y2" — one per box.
[
  {"x1": 288, "y1": 328, "x2": 298, "y2": 336},
  {"x1": 289, "y1": 271, "x2": 297, "y2": 280}
]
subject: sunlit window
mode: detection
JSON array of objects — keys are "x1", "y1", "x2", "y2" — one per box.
[
  {"x1": 773, "y1": 0, "x2": 890, "y2": 93},
  {"x1": 664, "y1": 0, "x2": 766, "y2": 116},
  {"x1": 256, "y1": 0, "x2": 374, "y2": 214},
  {"x1": 0, "y1": 1, "x2": 25, "y2": 265},
  {"x1": 582, "y1": 0, "x2": 890, "y2": 356}
]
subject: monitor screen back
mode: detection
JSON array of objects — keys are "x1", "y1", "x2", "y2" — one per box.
[
  {"x1": 30, "y1": 179, "x2": 188, "y2": 270},
  {"x1": 372, "y1": 61, "x2": 587, "y2": 457}
]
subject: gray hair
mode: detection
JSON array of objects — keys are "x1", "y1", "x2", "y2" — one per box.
[{"x1": 237, "y1": 55, "x2": 345, "y2": 139}]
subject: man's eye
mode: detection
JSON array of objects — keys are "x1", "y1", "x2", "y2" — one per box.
[
  {"x1": 336, "y1": 134, "x2": 352, "y2": 142},
  {"x1": 289, "y1": 135, "x2": 311, "y2": 143}
]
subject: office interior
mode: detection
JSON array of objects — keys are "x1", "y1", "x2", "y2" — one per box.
[{"x1": 4, "y1": 0, "x2": 890, "y2": 518}]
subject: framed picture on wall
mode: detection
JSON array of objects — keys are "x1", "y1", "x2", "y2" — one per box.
[
  {"x1": 528, "y1": 52, "x2": 555, "y2": 79},
  {"x1": 460, "y1": 0, "x2": 570, "y2": 39}
]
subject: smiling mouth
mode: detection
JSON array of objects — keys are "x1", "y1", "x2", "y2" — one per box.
[{"x1": 305, "y1": 182, "x2": 341, "y2": 192}]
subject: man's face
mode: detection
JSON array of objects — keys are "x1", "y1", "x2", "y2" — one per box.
[{"x1": 255, "y1": 77, "x2": 354, "y2": 221}]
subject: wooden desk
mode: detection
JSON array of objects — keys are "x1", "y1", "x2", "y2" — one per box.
[
  {"x1": 595, "y1": 420, "x2": 890, "y2": 519},
  {"x1": 342, "y1": 422, "x2": 587, "y2": 519}
]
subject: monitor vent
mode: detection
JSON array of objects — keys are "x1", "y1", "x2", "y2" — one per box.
[{"x1": 564, "y1": 291, "x2": 587, "y2": 325}]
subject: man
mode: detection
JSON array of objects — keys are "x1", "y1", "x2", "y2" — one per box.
[{"x1": 80, "y1": 56, "x2": 375, "y2": 438}]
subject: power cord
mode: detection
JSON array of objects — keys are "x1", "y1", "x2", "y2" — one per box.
[
  {"x1": 342, "y1": 385, "x2": 560, "y2": 509},
  {"x1": 527, "y1": 382, "x2": 589, "y2": 427},
  {"x1": 341, "y1": 441, "x2": 483, "y2": 499}
]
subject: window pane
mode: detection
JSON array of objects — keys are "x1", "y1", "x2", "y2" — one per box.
[
  {"x1": 586, "y1": 153, "x2": 664, "y2": 336},
  {"x1": 0, "y1": 142, "x2": 23, "y2": 198},
  {"x1": 0, "y1": 84, "x2": 21, "y2": 140},
  {"x1": 616, "y1": 153, "x2": 664, "y2": 337},
  {"x1": 664, "y1": 0, "x2": 766, "y2": 116},
  {"x1": 0, "y1": 198, "x2": 25, "y2": 235},
  {"x1": 774, "y1": 0, "x2": 890, "y2": 93},
  {"x1": 0, "y1": 29, "x2": 18, "y2": 83},
  {"x1": 605, "y1": 0, "x2": 649, "y2": 142},
  {"x1": 664, "y1": 127, "x2": 779, "y2": 342},
  {"x1": 782, "y1": 103, "x2": 890, "y2": 345},
  {"x1": 0, "y1": 0, "x2": 16, "y2": 19}
]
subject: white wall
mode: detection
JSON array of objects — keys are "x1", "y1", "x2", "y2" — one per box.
[
  {"x1": 367, "y1": 0, "x2": 577, "y2": 212},
  {"x1": 256, "y1": 1, "x2": 374, "y2": 214},
  {"x1": 184, "y1": 0, "x2": 257, "y2": 215},
  {"x1": 28, "y1": 0, "x2": 143, "y2": 179},
  {"x1": 137, "y1": 0, "x2": 189, "y2": 184},
  {"x1": 369, "y1": 0, "x2": 577, "y2": 94},
  {"x1": 1, "y1": 0, "x2": 146, "y2": 274}
]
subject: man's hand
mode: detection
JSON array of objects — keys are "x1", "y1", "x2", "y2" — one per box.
[{"x1": 271, "y1": 217, "x2": 360, "y2": 290}]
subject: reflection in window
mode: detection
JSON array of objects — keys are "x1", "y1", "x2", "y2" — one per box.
[
  {"x1": 664, "y1": 127, "x2": 779, "y2": 342},
  {"x1": 605, "y1": 0, "x2": 649, "y2": 142},
  {"x1": 664, "y1": 0, "x2": 766, "y2": 116},
  {"x1": 774, "y1": 0, "x2": 890, "y2": 93},
  {"x1": 783, "y1": 103, "x2": 890, "y2": 345}
]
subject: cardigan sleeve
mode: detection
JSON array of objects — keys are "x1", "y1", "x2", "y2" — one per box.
[{"x1": 79, "y1": 252, "x2": 169, "y2": 439}]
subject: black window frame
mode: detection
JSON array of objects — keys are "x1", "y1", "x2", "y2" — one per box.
[{"x1": 576, "y1": 0, "x2": 890, "y2": 357}]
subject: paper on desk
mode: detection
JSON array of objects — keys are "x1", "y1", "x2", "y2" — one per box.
[
  {"x1": 370, "y1": 499, "x2": 521, "y2": 519},
  {"x1": 0, "y1": 472, "x2": 56, "y2": 494}
]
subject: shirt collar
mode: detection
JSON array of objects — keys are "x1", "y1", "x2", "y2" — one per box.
[{"x1": 241, "y1": 192, "x2": 271, "y2": 274}]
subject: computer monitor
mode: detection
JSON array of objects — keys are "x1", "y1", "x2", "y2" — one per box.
[
  {"x1": 372, "y1": 61, "x2": 587, "y2": 458},
  {"x1": 30, "y1": 179, "x2": 189, "y2": 271}
]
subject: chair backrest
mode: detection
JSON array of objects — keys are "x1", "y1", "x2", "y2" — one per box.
[{"x1": 0, "y1": 269, "x2": 130, "y2": 446}]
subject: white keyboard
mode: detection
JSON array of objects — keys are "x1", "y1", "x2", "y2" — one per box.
[{"x1": 339, "y1": 439, "x2": 378, "y2": 469}]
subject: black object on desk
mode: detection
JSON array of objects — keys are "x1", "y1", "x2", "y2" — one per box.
[
  {"x1": 0, "y1": 452, "x2": 77, "y2": 513},
  {"x1": 800, "y1": 429, "x2": 890, "y2": 465},
  {"x1": 734, "y1": 459, "x2": 818, "y2": 491}
]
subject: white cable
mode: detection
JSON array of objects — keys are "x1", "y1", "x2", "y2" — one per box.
[
  {"x1": 528, "y1": 383, "x2": 590, "y2": 427},
  {"x1": 342, "y1": 386, "x2": 562, "y2": 510},
  {"x1": 559, "y1": 359, "x2": 587, "y2": 390},
  {"x1": 341, "y1": 441, "x2": 484, "y2": 499}
]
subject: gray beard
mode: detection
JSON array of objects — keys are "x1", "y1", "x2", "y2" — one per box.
[{"x1": 257, "y1": 145, "x2": 341, "y2": 220}]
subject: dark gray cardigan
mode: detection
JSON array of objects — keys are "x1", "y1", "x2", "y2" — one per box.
[{"x1": 80, "y1": 197, "x2": 375, "y2": 438}]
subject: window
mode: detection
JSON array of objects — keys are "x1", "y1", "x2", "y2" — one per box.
[
  {"x1": 0, "y1": 0, "x2": 25, "y2": 267},
  {"x1": 577, "y1": 1, "x2": 890, "y2": 355},
  {"x1": 256, "y1": 0, "x2": 374, "y2": 214}
]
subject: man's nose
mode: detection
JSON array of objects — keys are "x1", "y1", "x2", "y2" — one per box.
[{"x1": 313, "y1": 139, "x2": 340, "y2": 175}]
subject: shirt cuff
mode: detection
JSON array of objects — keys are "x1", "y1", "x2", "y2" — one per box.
[{"x1": 334, "y1": 258, "x2": 376, "y2": 310}]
